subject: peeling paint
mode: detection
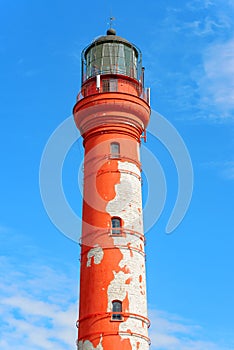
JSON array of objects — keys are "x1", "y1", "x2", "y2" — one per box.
[
  {"x1": 78, "y1": 336, "x2": 103, "y2": 350},
  {"x1": 106, "y1": 160, "x2": 149, "y2": 349},
  {"x1": 87, "y1": 246, "x2": 104, "y2": 267}
]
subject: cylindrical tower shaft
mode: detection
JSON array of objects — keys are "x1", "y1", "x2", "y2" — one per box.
[{"x1": 73, "y1": 29, "x2": 151, "y2": 350}]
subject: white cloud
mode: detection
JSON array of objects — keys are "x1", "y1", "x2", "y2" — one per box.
[
  {"x1": 0, "y1": 252, "x2": 78, "y2": 350},
  {"x1": 184, "y1": 16, "x2": 230, "y2": 37},
  {"x1": 202, "y1": 160, "x2": 234, "y2": 180},
  {"x1": 196, "y1": 38, "x2": 234, "y2": 120},
  {"x1": 164, "y1": 1, "x2": 232, "y2": 37},
  {"x1": 187, "y1": 0, "x2": 233, "y2": 12},
  {"x1": 146, "y1": 1, "x2": 234, "y2": 122},
  {"x1": 149, "y1": 309, "x2": 231, "y2": 350}
]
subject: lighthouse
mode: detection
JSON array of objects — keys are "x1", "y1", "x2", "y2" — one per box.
[{"x1": 73, "y1": 28, "x2": 151, "y2": 350}]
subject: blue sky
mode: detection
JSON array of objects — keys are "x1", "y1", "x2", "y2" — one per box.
[{"x1": 0, "y1": 0, "x2": 234, "y2": 349}]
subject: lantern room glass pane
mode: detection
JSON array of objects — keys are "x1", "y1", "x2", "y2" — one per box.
[
  {"x1": 95, "y1": 45, "x2": 103, "y2": 58},
  {"x1": 85, "y1": 41, "x2": 139, "y2": 79}
]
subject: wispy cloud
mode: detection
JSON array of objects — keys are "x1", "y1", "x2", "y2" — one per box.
[
  {"x1": 183, "y1": 16, "x2": 230, "y2": 37},
  {"x1": 0, "y1": 242, "x2": 78, "y2": 350},
  {"x1": 202, "y1": 160, "x2": 234, "y2": 180},
  {"x1": 164, "y1": 0, "x2": 232, "y2": 37},
  {"x1": 175, "y1": 1, "x2": 234, "y2": 121},
  {"x1": 147, "y1": 1, "x2": 234, "y2": 122},
  {"x1": 187, "y1": 0, "x2": 215, "y2": 10},
  {"x1": 196, "y1": 38, "x2": 234, "y2": 120},
  {"x1": 149, "y1": 309, "x2": 232, "y2": 350}
]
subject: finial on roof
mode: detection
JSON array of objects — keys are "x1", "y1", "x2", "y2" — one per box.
[
  {"x1": 107, "y1": 16, "x2": 116, "y2": 35},
  {"x1": 107, "y1": 28, "x2": 116, "y2": 35}
]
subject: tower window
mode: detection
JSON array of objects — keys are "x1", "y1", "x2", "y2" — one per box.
[
  {"x1": 112, "y1": 300, "x2": 123, "y2": 320},
  {"x1": 110, "y1": 142, "x2": 120, "y2": 158},
  {"x1": 102, "y1": 79, "x2": 118, "y2": 92},
  {"x1": 111, "y1": 217, "x2": 121, "y2": 235}
]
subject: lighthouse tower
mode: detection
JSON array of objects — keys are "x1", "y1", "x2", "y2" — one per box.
[{"x1": 73, "y1": 28, "x2": 151, "y2": 350}]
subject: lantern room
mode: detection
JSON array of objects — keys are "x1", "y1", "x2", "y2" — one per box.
[
  {"x1": 77, "y1": 29, "x2": 150, "y2": 103},
  {"x1": 81, "y1": 28, "x2": 142, "y2": 83}
]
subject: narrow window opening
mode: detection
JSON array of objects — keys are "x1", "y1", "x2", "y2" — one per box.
[
  {"x1": 111, "y1": 217, "x2": 121, "y2": 235},
  {"x1": 109, "y1": 79, "x2": 118, "y2": 91},
  {"x1": 102, "y1": 79, "x2": 118, "y2": 92},
  {"x1": 110, "y1": 142, "x2": 120, "y2": 158},
  {"x1": 112, "y1": 300, "x2": 122, "y2": 320},
  {"x1": 102, "y1": 79, "x2": 109, "y2": 92}
]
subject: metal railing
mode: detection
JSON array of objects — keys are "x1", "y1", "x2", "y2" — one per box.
[{"x1": 76, "y1": 77, "x2": 150, "y2": 104}]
